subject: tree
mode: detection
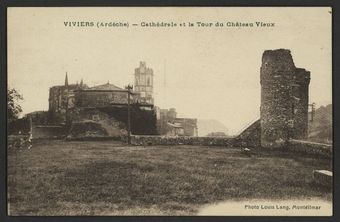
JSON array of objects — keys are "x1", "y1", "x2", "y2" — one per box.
[{"x1": 7, "y1": 88, "x2": 23, "y2": 123}]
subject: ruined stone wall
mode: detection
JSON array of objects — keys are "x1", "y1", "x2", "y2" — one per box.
[
  {"x1": 287, "y1": 139, "x2": 332, "y2": 158},
  {"x1": 32, "y1": 125, "x2": 65, "y2": 139},
  {"x1": 292, "y1": 68, "x2": 310, "y2": 139},
  {"x1": 131, "y1": 135, "x2": 237, "y2": 146},
  {"x1": 235, "y1": 119, "x2": 261, "y2": 147},
  {"x1": 260, "y1": 49, "x2": 310, "y2": 148}
]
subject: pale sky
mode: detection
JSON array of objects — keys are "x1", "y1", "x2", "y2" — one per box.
[{"x1": 8, "y1": 7, "x2": 332, "y2": 134}]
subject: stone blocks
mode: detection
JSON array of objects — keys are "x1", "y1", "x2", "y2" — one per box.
[{"x1": 260, "y1": 49, "x2": 310, "y2": 148}]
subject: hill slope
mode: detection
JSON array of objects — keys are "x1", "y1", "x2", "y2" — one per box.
[
  {"x1": 197, "y1": 119, "x2": 229, "y2": 137},
  {"x1": 308, "y1": 104, "x2": 332, "y2": 144}
]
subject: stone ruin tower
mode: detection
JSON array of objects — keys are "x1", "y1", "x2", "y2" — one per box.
[
  {"x1": 260, "y1": 49, "x2": 310, "y2": 148},
  {"x1": 134, "y1": 61, "x2": 154, "y2": 104}
]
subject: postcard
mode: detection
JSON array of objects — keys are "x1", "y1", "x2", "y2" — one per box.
[{"x1": 7, "y1": 7, "x2": 332, "y2": 216}]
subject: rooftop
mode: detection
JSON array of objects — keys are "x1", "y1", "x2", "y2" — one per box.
[{"x1": 88, "y1": 83, "x2": 124, "y2": 91}]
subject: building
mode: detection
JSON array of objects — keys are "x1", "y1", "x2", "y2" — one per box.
[
  {"x1": 48, "y1": 61, "x2": 156, "y2": 121},
  {"x1": 74, "y1": 82, "x2": 140, "y2": 108},
  {"x1": 156, "y1": 108, "x2": 198, "y2": 136},
  {"x1": 47, "y1": 61, "x2": 200, "y2": 137},
  {"x1": 48, "y1": 73, "x2": 88, "y2": 122},
  {"x1": 260, "y1": 49, "x2": 310, "y2": 148},
  {"x1": 166, "y1": 122, "x2": 184, "y2": 136},
  {"x1": 134, "y1": 61, "x2": 154, "y2": 104},
  {"x1": 156, "y1": 108, "x2": 177, "y2": 135},
  {"x1": 47, "y1": 64, "x2": 157, "y2": 136},
  {"x1": 174, "y1": 118, "x2": 198, "y2": 136}
]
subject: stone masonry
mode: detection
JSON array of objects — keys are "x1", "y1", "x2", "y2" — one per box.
[{"x1": 260, "y1": 49, "x2": 310, "y2": 148}]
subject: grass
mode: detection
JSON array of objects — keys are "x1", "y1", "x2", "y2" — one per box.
[{"x1": 7, "y1": 140, "x2": 332, "y2": 215}]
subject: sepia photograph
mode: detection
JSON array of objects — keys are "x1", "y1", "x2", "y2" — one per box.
[{"x1": 7, "y1": 7, "x2": 332, "y2": 216}]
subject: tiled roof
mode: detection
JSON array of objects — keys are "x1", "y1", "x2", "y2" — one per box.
[{"x1": 89, "y1": 83, "x2": 123, "y2": 91}]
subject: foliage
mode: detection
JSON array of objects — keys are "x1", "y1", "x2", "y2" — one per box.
[
  {"x1": 47, "y1": 110, "x2": 65, "y2": 125},
  {"x1": 308, "y1": 104, "x2": 332, "y2": 143},
  {"x1": 7, "y1": 88, "x2": 23, "y2": 123}
]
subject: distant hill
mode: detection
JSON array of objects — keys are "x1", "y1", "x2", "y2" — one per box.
[
  {"x1": 308, "y1": 104, "x2": 332, "y2": 144},
  {"x1": 197, "y1": 119, "x2": 229, "y2": 137}
]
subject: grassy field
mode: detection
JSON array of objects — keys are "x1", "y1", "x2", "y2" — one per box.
[{"x1": 8, "y1": 140, "x2": 332, "y2": 215}]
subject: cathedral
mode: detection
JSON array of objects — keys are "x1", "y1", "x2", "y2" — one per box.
[
  {"x1": 49, "y1": 61, "x2": 155, "y2": 118},
  {"x1": 48, "y1": 73, "x2": 88, "y2": 116},
  {"x1": 45, "y1": 61, "x2": 197, "y2": 137},
  {"x1": 47, "y1": 62, "x2": 157, "y2": 137}
]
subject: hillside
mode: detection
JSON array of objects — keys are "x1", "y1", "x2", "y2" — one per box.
[
  {"x1": 197, "y1": 119, "x2": 229, "y2": 137},
  {"x1": 308, "y1": 104, "x2": 332, "y2": 144}
]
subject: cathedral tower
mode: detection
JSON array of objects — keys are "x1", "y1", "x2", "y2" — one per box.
[{"x1": 134, "y1": 61, "x2": 154, "y2": 104}]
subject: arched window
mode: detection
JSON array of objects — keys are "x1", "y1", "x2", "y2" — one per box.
[{"x1": 147, "y1": 78, "x2": 150, "y2": 86}]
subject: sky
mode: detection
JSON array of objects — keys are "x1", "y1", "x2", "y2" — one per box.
[{"x1": 8, "y1": 7, "x2": 332, "y2": 135}]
